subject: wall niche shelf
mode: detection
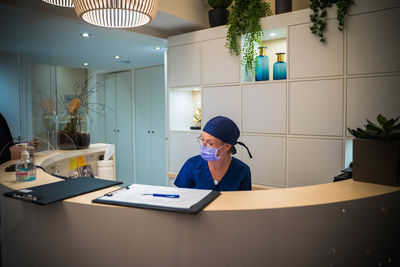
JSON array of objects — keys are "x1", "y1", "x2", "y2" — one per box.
[
  {"x1": 241, "y1": 27, "x2": 287, "y2": 83},
  {"x1": 169, "y1": 87, "x2": 201, "y2": 132}
]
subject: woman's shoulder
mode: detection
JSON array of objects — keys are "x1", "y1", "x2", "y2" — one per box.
[
  {"x1": 184, "y1": 155, "x2": 204, "y2": 168},
  {"x1": 231, "y1": 157, "x2": 250, "y2": 171}
]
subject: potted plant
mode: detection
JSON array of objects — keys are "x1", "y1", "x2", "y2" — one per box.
[
  {"x1": 347, "y1": 114, "x2": 400, "y2": 186},
  {"x1": 207, "y1": 0, "x2": 233, "y2": 27},
  {"x1": 57, "y1": 79, "x2": 108, "y2": 150},
  {"x1": 225, "y1": 0, "x2": 272, "y2": 76}
]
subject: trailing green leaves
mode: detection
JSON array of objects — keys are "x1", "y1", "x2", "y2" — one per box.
[
  {"x1": 225, "y1": 0, "x2": 272, "y2": 76},
  {"x1": 347, "y1": 114, "x2": 400, "y2": 140},
  {"x1": 309, "y1": 0, "x2": 353, "y2": 43},
  {"x1": 337, "y1": 0, "x2": 353, "y2": 31}
]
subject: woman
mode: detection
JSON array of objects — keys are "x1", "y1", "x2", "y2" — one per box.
[{"x1": 174, "y1": 116, "x2": 253, "y2": 191}]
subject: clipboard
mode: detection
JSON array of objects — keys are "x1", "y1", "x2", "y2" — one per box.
[
  {"x1": 92, "y1": 184, "x2": 220, "y2": 214},
  {"x1": 3, "y1": 177, "x2": 122, "y2": 205}
]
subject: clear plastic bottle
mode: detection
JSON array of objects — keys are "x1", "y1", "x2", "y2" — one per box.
[{"x1": 15, "y1": 143, "x2": 36, "y2": 182}]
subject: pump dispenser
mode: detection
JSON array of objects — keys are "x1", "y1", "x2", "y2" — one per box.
[{"x1": 15, "y1": 143, "x2": 36, "y2": 182}]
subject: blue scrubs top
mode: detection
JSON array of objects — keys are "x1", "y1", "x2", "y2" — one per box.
[{"x1": 174, "y1": 155, "x2": 252, "y2": 191}]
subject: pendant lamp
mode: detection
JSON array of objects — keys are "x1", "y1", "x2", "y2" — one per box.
[
  {"x1": 74, "y1": 0, "x2": 158, "y2": 28},
  {"x1": 42, "y1": 0, "x2": 73, "y2": 7}
]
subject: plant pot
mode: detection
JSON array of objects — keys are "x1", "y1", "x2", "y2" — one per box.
[
  {"x1": 352, "y1": 139, "x2": 400, "y2": 186},
  {"x1": 275, "y1": 0, "x2": 292, "y2": 14},
  {"x1": 57, "y1": 130, "x2": 90, "y2": 150},
  {"x1": 57, "y1": 112, "x2": 91, "y2": 150},
  {"x1": 208, "y1": 8, "x2": 229, "y2": 27}
]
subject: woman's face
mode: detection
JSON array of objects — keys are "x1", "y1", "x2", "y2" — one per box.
[{"x1": 199, "y1": 132, "x2": 230, "y2": 157}]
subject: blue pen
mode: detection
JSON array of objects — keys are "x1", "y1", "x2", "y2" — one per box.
[{"x1": 142, "y1": 193, "x2": 180, "y2": 198}]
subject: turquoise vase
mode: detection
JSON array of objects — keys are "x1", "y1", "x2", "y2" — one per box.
[
  {"x1": 273, "y1": 52, "x2": 287, "y2": 80},
  {"x1": 255, "y1": 47, "x2": 269, "y2": 81}
]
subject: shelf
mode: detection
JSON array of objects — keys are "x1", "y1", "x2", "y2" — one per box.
[
  {"x1": 169, "y1": 87, "x2": 201, "y2": 131},
  {"x1": 242, "y1": 27, "x2": 287, "y2": 83}
]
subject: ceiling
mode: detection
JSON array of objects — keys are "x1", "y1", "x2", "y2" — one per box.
[{"x1": 0, "y1": 0, "x2": 206, "y2": 72}]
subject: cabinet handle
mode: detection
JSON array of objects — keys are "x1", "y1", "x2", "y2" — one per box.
[
  {"x1": 117, "y1": 129, "x2": 120, "y2": 132},
  {"x1": 151, "y1": 130, "x2": 154, "y2": 134},
  {"x1": 148, "y1": 130, "x2": 150, "y2": 134},
  {"x1": 113, "y1": 129, "x2": 116, "y2": 132}
]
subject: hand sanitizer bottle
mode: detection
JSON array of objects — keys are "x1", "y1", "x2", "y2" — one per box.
[{"x1": 16, "y1": 143, "x2": 36, "y2": 182}]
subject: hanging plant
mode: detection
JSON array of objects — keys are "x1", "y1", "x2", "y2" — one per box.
[
  {"x1": 225, "y1": 0, "x2": 272, "y2": 76},
  {"x1": 336, "y1": 0, "x2": 353, "y2": 31},
  {"x1": 309, "y1": 0, "x2": 353, "y2": 43}
]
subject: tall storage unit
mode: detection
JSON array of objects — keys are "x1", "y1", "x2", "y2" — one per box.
[
  {"x1": 167, "y1": 0, "x2": 400, "y2": 188},
  {"x1": 134, "y1": 65, "x2": 167, "y2": 186},
  {"x1": 105, "y1": 71, "x2": 133, "y2": 186}
]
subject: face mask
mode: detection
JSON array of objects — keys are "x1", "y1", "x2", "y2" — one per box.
[{"x1": 200, "y1": 144, "x2": 225, "y2": 161}]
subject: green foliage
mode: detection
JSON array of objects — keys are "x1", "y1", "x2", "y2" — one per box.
[
  {"x1": 309, "y1": 0, "x2": 353, "y2": 43},
  {"x1": 347, "y1": 114, "x2": 400, "y2": 140},
  {"x1": 225, "y1": 0, "x2": 272, "y2": 76},
  {"x1": 336, "y1": 0, "x2": 353, "y2": 31},
  {"x1": 207, "y1": 0, "x2": 233, "y2": 9}
]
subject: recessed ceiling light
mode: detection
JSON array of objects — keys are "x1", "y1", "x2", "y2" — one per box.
[
  {"x1": 269, "y1": 32, "x2": 276, "y2": 37},
  {"x1": 114, "y1": 56, "x2": 120, "y2": 59},
  {"x1": 81, "y1": 33, "x2": 91, "y2": 38},
  {"x1": 154, "y1": 47, "x2": 161, "y2": 50},
  {"x1": 83, "y1": 62, "x2": 89, "y2": 66}
]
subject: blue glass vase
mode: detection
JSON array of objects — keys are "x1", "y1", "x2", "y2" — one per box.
[
  {"x1": 255, "y1": 47, "x2": 269, "y2": 81},
  {"x1": 273, "y1": 52, "x2": 287, "y2": 80}
]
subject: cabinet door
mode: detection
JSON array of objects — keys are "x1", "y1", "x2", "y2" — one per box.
[
  {"x1": 202, "y1": 38, "x2": 240, "y2": 85},
  {"x1": 150, "y1": 65, "x2": 167, "y2": 186},
  {"x1": 289, "y1": 19, "x2": 344, "y2": 79},
  {"x1": 135, "y1": 68, "x2": 152, "y2": 184},
  {"x1": 169, "y1": 131, "x2": 199, "y2": 173},
  {"x1": 104, "y1": 74, "x2": 116, "y2": 146},
  {"x1": 347, "y1": 8, "x2": 400, "y2": 75},
  {"x1": 242, "y1": 82, "x2": 286, "y2": 134},
  {"x1": 202, "y1": 85, "x2": 241, "y2": 130},
  {"x1": 115, "y1": 71, "x2": 133, "y2": 185},
  {"x1": 242, "y1": 135, "x2": 286, "y2": 187},
  {"x1": 289, "y1": 79, "x2": 343, "y2": 136},
  {"x1": 287, "y1": 138, "x2": 342, "y2": 187},
  {"x1": 169, "y1": 43, "x2": 201, "y2": 87},
  {"x1": 347, "y1": 75, "x2": 400, "y2": 133}
]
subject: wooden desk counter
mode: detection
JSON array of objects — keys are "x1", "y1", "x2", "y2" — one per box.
[{"x1": 1, "y1": 148, "x2": 399, "y2": 266}]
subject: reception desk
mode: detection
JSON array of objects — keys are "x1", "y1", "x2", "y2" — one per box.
[{"x1": 1, "y1": 145, "x2": 399, "y2": 266}]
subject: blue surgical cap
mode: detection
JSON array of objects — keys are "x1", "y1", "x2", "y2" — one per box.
[{"x1": 203, "y1": 116, "x2": 252, "y2": 158}]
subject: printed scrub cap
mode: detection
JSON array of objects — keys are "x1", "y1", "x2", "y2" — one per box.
[{"x1": 203, "y1": 116, "x2": 252, "y2": 158}]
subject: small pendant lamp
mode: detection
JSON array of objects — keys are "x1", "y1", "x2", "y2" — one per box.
[
  {"x1": 42, "y1": 0, "x2": 73, "y2": 7},
  {"x1": 73, "y1": 0, "x2": 158, "y2": 28}
]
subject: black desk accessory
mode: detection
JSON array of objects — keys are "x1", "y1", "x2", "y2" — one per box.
[{"x1": 4, "y1": 177, "x2": 122, "y2": 205}]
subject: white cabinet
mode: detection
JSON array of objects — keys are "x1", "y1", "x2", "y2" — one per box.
[
  {"x1": 346, "y1": 75, "x2": 400, "y2": 133},
  {"x1": 105, "y1": 71, "x2": 133, "y2": 186},
  {"x1": 169, "y1": 43, "x2": 201, "y2": 87},
  {"x1": 202, "y1": 85, "x2": 241, "y2": 130},
  {"x1": 167, "y1": 1, "x2": 399, "y2": 188},
  {"x1": 202, "y1": 38, "x2": 240, "y2": 85},
  {"x1": 287, "y1": 138, "x2": 342, "y2": 187},
  {"x1": 242, "y1": 82, "x2": 286, "y2": 134},
  {"x1": 289, "y1": 79, "x2": 343, "y2": 136},
  {"x1": 347, "y1": 8, "x2": 400, "y2": 75},
  {"x1": 289, "y1": 19, "x2": 344, "y2": 79},
  {"x1": 135, "y1": 65, "x2": 166, "y2": 186},
  {"x1": 242, "y1": 135, "x2": 286, "y2": 187},
  {"x1": 169, "y1": 131, "x2": 199, "y2": 173}
]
